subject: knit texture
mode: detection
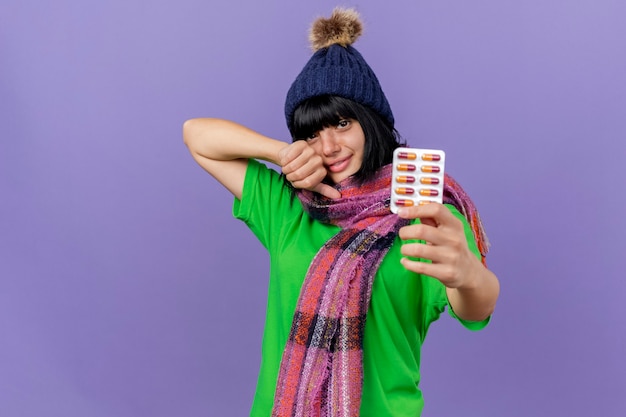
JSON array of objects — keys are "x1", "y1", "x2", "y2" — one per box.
[
  {"x1": 271, "y1": 165, "x2": 489, "y2": 417},
  {"x1": 284, "y1": 9, "x2": 394, "y2": 130},
  {"x1": 272, "y1": 165, "x2": 406, "y2": 417},
  {"x1": 442, "y1": 173, "x2": 490, "y2": 265}
]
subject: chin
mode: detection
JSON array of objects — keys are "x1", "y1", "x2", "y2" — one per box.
[{"x1": 331, "y1": 171, "x2": 357, "y2": 184}]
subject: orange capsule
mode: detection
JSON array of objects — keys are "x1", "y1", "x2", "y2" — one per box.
[
  {"x1": 395, "y1": 199, "x2": 415, "y2": 207},
  {"x1": 421, "y1": 165, "x2": 441, "y2": 173},
  {"x1": 420, "y1": 177, "x2": 440, "y2": 185},
  {"x1": 397, "y1": 151, "x2": 417, "y2": 160},
  {"x1": 419, "y1": 200, "x2": 434, "y2": 206},
  {"x1": 396, "y1": 175, "x2": 416, "y2": 183},
  {"x1": 397, "y1": 164, "x2": 416, "y2": 171},
  {"x1": 419, "y1": 189, "x2": 439, "y2": 197},
  {"x1": 395, "y1": 187, "x2": 415, "y2": 195},
  {"x1": 421, "y1": 153, "x2": 442, "y2": 161}
]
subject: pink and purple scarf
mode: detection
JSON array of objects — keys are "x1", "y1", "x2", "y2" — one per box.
[{"x1": 271, "y1": 164, "x2": 488, "y2": 417}]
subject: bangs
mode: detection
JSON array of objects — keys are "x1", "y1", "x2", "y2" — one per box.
[
  {"x1": 287, "y1": 94, "x2": 404, "y2": 184},
  {"x1": 290, "y1": 95, "x2": 358, "y2": 140}
]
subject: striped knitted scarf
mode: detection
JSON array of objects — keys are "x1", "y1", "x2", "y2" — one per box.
[
  {"x1": 442, "y1": 174, "x2": 490, "y2": 265},
  {"x1": 272, "y1": 164, "x2": 489, "y2": 417}
]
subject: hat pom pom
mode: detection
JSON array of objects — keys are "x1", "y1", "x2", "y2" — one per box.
[{"x1": 309, "y1": 8, "x2": 363, "y2": 51}]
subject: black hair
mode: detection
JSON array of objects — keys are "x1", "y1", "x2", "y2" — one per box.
[{"x1": 289, "y1": 95, "x2": 405, "y2": 183}]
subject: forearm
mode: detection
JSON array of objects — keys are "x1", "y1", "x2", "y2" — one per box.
[
  {"x1": 183, "y1": 118, "x2": 287, "y2": 165},
  {"x1": 446, "y1": 259, "x2": 500, "y2": 322}
]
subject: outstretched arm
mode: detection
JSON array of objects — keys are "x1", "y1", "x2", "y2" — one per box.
[
  {"x1": 397, "y1": 204, "x2": 500, "y2": 322},
  {"x1": 183, "y1": 118, "x2": 340, "y2": 199}
]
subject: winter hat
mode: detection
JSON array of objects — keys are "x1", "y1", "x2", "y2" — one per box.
[{"x1": 284, "y1": 8, "x2": 395, "y2": 130}]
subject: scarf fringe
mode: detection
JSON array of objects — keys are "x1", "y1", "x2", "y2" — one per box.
[
  {"x1": 443, "y1": 173, "x2": 490, "y2": 265},
  {"x1": 273, "y1": 166, "x2": 490, "y2": 417}
]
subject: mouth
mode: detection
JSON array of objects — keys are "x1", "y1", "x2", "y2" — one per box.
[{"x1": 326, "y1": 156, "x2": 352, "y2": 173}]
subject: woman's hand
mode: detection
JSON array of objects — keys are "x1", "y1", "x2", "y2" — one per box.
[
  {"x1": 397, "y1": 203, "x2": 499, "y2": 321},
  {"x1": 278, "y1": 141, "x2": 341, "y2": 199},
  {"x1": 397, "y1": 203, "x2": 478, "y2": 288}
]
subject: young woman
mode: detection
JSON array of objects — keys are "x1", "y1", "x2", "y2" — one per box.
[{"x1": 184, "y1": 8, "x2": 499, "y2": 417}]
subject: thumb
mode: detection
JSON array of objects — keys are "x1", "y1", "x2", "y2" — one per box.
[{"x1": 313, "y1": 183, "x2": 342, "y2": 199}]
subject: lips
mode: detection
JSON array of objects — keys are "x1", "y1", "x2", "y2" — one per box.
[{"x1": 326, "y1": 156, "x2": 352, "y2": 173}]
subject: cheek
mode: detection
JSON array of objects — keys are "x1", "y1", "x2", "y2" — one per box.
[
  {"x1": 352, "y1": 152, "x2": 365, "y2": 172},
  {"x1": 356, "y1": 142, "x2": 366, "y2": 162}
]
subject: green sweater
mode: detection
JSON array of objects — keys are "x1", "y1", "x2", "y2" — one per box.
[{"x1": 233, "y1": 159, "x2": 488, "y2": 417}]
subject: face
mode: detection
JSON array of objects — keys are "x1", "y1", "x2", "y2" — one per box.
[{"x1": 305, "y1": 119, "x2": 365, "y2": 184}]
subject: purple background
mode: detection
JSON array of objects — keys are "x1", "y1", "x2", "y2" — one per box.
[{"x1": 2, "y1": 0, "x2": 625, "y2": 416}]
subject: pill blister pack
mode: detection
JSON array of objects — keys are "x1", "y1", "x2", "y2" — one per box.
[{"x1": 390, "y1": 147, "x2": 446, "y2": 213}]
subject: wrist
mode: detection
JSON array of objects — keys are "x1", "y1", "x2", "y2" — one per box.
[
  {"x1": 455, "y1": 255, "x2": 484, "y2": 292},
  {"x1": 261, "y1": 138, "x2": 290, "y2": 166}
]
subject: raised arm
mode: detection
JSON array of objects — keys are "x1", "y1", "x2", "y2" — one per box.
[
  {"x1": 183, "y1": 118, "x2": 286, "y2": 199},
  {"x1": 183, "y1": 118, "x2": 341, "y2": 199}
]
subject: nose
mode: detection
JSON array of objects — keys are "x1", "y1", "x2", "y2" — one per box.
[{"x1": 319, "y1": 129, "x2": 340, "y2": 156}]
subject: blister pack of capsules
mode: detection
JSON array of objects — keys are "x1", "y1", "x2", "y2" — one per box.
[{"x1": 390, "y1": 147, "x2": 445, "y2": 213}]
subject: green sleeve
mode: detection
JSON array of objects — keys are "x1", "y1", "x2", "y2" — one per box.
[
  {"x1": 445, "y1": 204, "x2": 491, "y2": 331},
  {"x1": 232, "y1": 159, "x2": 304, "y2": 250}
]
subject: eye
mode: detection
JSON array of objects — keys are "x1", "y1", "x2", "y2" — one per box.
[
  {"x1": 337, "y1": 119, "x2": 351, "y2": 129},
  {"x1": 305, "y1": 132, "x2": 319, "y2": 142}
]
